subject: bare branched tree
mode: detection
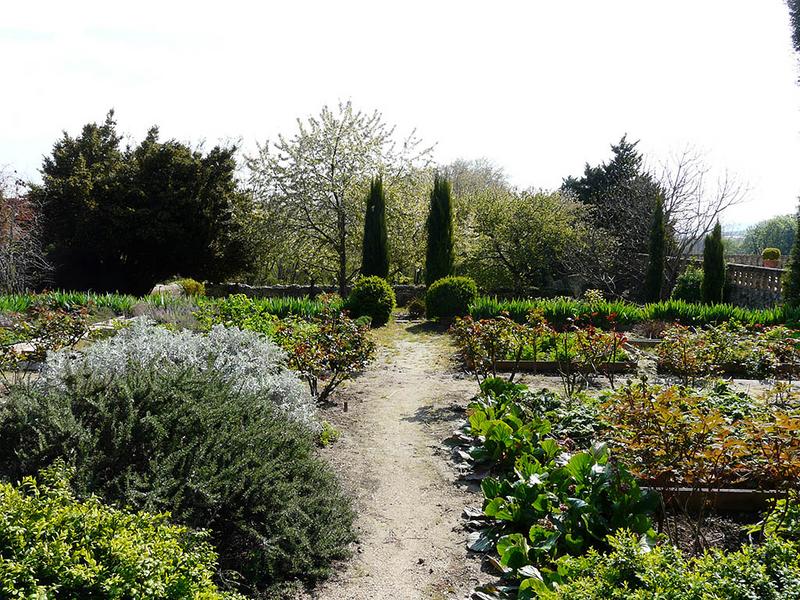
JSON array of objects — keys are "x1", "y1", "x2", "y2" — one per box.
[
  {"x1": 654, "y1": 148, "x2": 747, "y2": 289},
  {"x1": 0, "y1": 169, "x2": 51, "y2": 293}
]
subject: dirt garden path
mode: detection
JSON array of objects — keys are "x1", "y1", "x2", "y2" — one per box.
[{"x1": 309, "y1": 320, "x2": 489, "y2": 600}]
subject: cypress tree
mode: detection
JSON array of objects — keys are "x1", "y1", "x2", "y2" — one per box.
[
  {"x1": 783, "y1": 203, "x2": 800, "y2": 306},
  {"x1": 425, "y1": 174, "x2": 454, "y2": 286},
  {"x1": 644, "y1": 196, "x2": 665, "y2": 302},
  {"x1": 361, "y1": 176, "x2": 389, "y2": 278},
  {"x1": 701, "y1": 220, "x2": 725, "y2": 304}
]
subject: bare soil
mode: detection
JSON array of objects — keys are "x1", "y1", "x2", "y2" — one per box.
[{"x1": 308, "y1": 320, "x2": 489, "y2": 600}]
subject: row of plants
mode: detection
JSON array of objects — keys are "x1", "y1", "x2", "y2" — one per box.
[
  {"x1": 0, "y1": 319, "x2": 356, "y2": 598},
  {"x1": 461, "y1": 378, "x2": 800, "y2": 599},
  {"x1": 0, "y1": 290, "x2": 341, "y2": 319},
  {"x1": 469, "y1": 296, "x2": 800, "y2": 330},
  {"x1": 450, "y1": 313, "x2": 629, "y2": 393},
  {"x1": 0, "y1": 290, "x2": 197, "y2": 315},
  {"x1": 656, "y1": 322, "x2": 800, "y2": 381},
  {"x1": 451, "y1": 310, "x2": 800, "y2": 384},
  {"x1": 0, "y1": 288, "x2": 380, "y2": 406}
]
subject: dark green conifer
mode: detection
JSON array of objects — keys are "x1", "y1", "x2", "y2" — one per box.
[
  {"x1": 644, "y1": 196, "x2": 665, "y2": 302},
  {"x1": 782, "y1": 203, "x2": 800, "y2": 306},
  {"x1": 425, "y1": 175, "x2": 454, "y2": 286},
  {"x1": 361, "y1": 176, "x2": 389, "y2": 278},
  {"x1": 701, "y1": 221, "x2": 725, "y2": 304}
]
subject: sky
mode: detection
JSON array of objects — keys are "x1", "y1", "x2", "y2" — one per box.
[{"x1": 2, "y1": 0, "x2": 799, "y2": 227}]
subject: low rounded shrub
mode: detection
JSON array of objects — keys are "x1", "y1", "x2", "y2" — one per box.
[
  {"x1": 0, "y1": 325, "x2": 354, "y2": 597},
  {"x1": 426, "y1": 276, "x2": 478, "y2": 320},
  {"x1": 762, "y1": 247, "x2": 781, "y2": 261},
  {"x1": 670, "y1": 265, "x2": 703, "y2": 303},
  {"x1": 177, "y1": 277, "x2": 206, "y2": 296},
  {"x1": 346, "y1": 276, "x2": 395, "y2": 326},
  {"x1": 0, "y1": 464, "x2": 242, "y2": 599}
]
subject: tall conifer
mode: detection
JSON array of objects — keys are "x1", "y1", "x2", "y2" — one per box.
[
  {"x1": 782, "y1": 203, "x2": 800, "y2": 306},
  {"x1": 701, "y1": 221, "x2": 725, "y2": 304},
  {"x1": 361, "y1": 176, "x2": 389, "y2": 278},
  {"x1": 425, "y1": 175, "x2": 454, "y2": 286}
]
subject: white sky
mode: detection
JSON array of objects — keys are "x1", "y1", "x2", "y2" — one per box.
[{"x1": 2, "y1": 0, "x2": 799, "y2": 226}]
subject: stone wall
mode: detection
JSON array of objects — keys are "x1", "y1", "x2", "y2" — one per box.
[
  {"x1": 690, "y1": 253, "x2": 788, "y2": 268},
  {"x1": 204, "y1": 282, "x2": 555, "y2": 306},
  {"x1": 204, "y1": 282, "x2": 427, "y2": 306},
  {"x1": 726, "y1": 263, "x2": 784, "y2": 308}
]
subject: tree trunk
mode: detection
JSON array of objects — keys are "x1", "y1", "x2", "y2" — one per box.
[{"x1": 337, "y1": 210, "x2": 348, "y2": 296}]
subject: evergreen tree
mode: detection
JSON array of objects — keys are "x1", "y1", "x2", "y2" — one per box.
[
  {"x1": 701, "y1": 221, "x2": 725, "y2": 304},
  {"x1": 789, "y1": 0, "x2": 800, "y2": 54},
  {"x1": 425, "y1": 174, "x2": 454, "y2": 286},
  {"x1": 644, "y1": 196, "x2": 665, "y2": 302},
  {"x1": 782, "y1": 203, "x2": 800, "y2": 306},
  {"x1": 562, "y1": 135, "x2": 662, "y2": 294},
  {"x1": 361, "y1": 176, "x2": 389, "y2": 278},
  {"x1": 31, "y1": 111, "x2": 246, "y2": 293}
]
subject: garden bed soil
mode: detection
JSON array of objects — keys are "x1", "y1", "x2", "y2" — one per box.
[
  {"x1": 645, "y1": 487, "x2": 787, "y2": 513},
  {"x1": 493, "y1": 359, "x2": 637, "y2": 374}
]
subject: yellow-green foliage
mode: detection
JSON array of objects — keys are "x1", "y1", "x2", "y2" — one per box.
[
  {"x1": 177, "y1": 277, "x2": 206, "y2": 296},
  {"x1": 0, "y1": 464, "x2": 242, "y2": 599}
]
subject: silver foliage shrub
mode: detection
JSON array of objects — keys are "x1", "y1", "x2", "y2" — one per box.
[{"x1": 39, "y1": 318, "x2": 317, "y2": 429}]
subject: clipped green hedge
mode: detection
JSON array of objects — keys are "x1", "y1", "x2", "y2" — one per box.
[
  {"x1": 0, "y1": 464, "x2": 242, "y2": 599},
  {"x1": 426, "y1": 276, "x2": 478, "y2": 320},
  {"x1": 346, "y1": 276, "x2": 396, "y2": 326}
]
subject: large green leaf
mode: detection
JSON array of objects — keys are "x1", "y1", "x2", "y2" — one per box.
[{"x1": 565, "y1": 452, "x2": 593, "y2": 483}]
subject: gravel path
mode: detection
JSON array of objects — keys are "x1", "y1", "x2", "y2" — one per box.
[{"x1": 308, "y1": 320, "x2": 487, "y2": 600}]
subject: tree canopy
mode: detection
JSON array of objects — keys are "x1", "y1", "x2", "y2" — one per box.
[
  {"x1": 562, "y1": 135, "x2": 661, "y2": 297},
  {"x1": 246, "y1": 101, "x2": 431, "y2": 293},
  {"x1": 737, "y1": 214, "x2": 796, "y2": 255},
  {"x1": 31, "y1": 111, "x2": 247, "y2": 293}
]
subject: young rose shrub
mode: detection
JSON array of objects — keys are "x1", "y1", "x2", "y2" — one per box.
[
  {"x1": 346, "y1": 275, "x2": 396, "y2": 326},
  {"x1": 0, "y1": 464, "x2": 243, "y2": 600},
  {"x1": 273, "y1": 307, "x2": 376, "y2": 403},
  {"x1": 0, "y1": 366, "x2": 354, "y2": 598},
  {"x1": 426, "y1": 276, "x2": 478, "y2": 320}
]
